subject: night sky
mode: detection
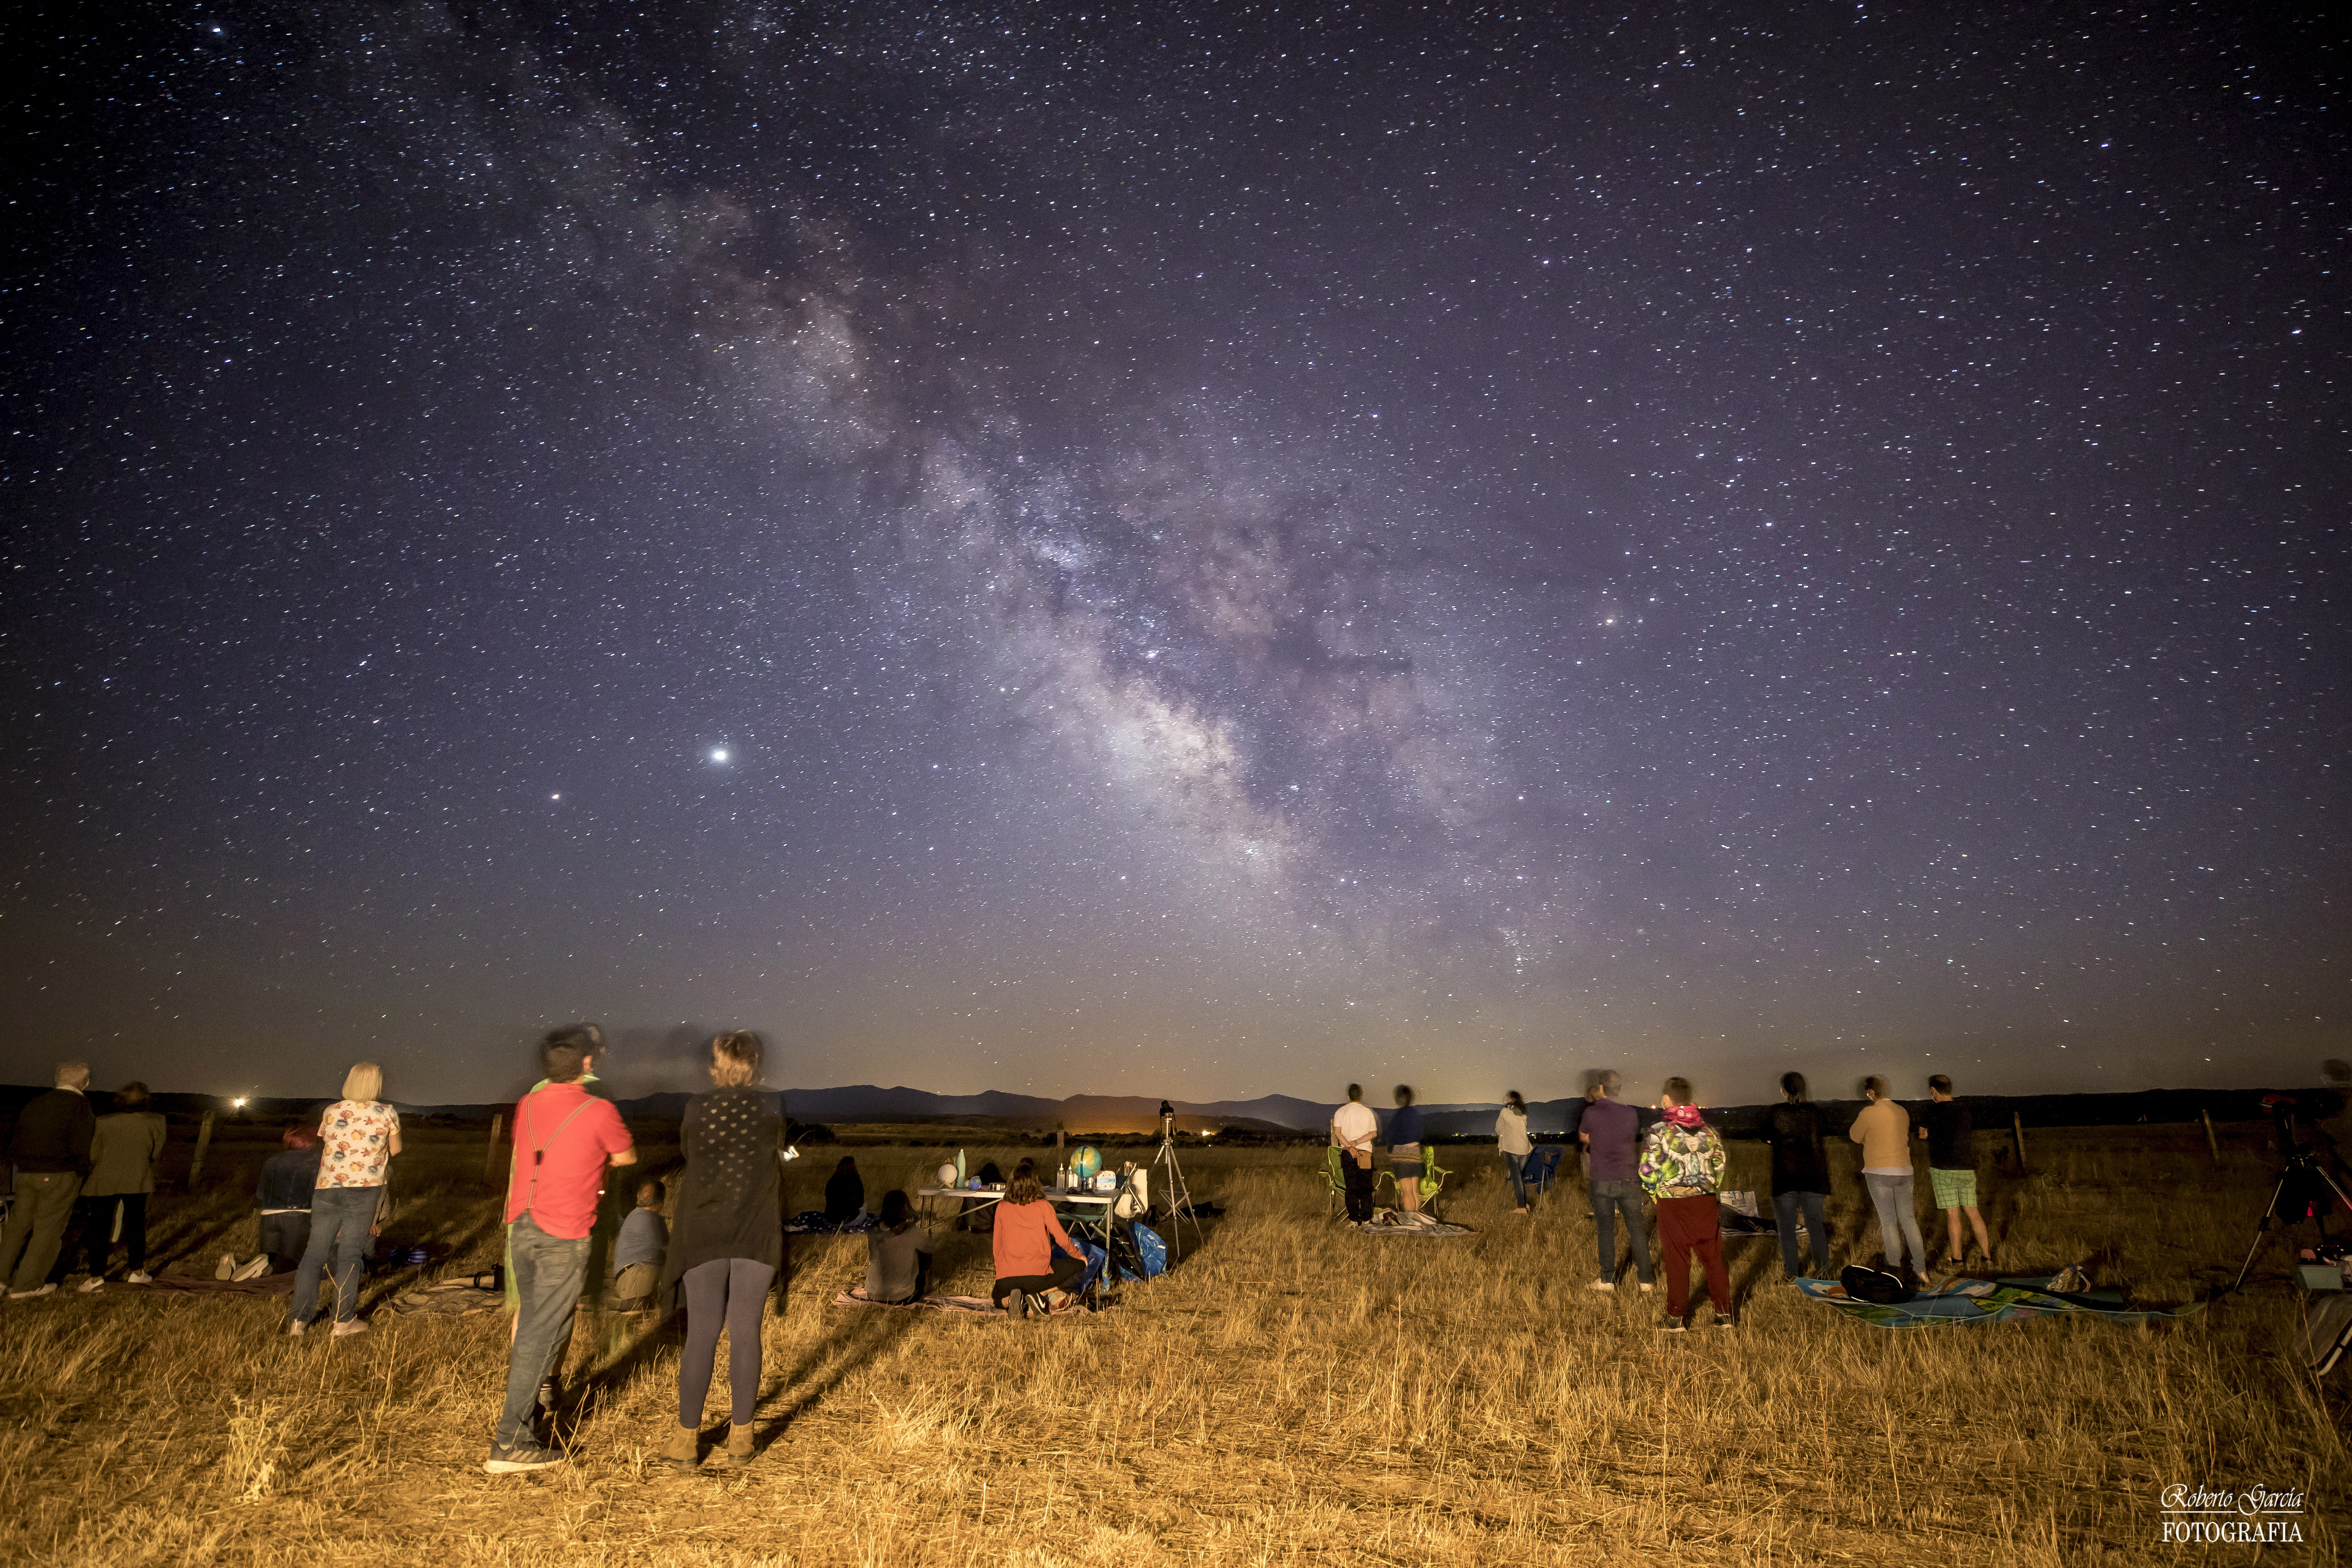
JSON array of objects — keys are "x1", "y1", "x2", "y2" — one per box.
[{"x1": 3, "y1": 3, "x2": 2343, "y2": 1106}]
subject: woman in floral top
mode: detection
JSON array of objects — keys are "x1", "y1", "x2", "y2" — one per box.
[{"x1": 287, "y1": 1063, "x2": 401, "y2": 1338}]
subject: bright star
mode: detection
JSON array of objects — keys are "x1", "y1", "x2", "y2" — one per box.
[{"x1": 710, "y1": 748, "x2": 730, "y2": 763}]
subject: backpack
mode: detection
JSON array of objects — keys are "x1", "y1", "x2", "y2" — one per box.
[{"x1": 1841, "y1": 1263, "x2": 1913, "y2": 1305}]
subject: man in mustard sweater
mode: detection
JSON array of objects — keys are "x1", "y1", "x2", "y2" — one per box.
[{"x1": 1849, "y1": 1076, "x2": 1928, "y2": 1278}]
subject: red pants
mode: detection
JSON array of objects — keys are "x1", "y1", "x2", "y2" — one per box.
[{"x1": 1655, "y1": 1194, "x2": 1730, "y2": 1319}]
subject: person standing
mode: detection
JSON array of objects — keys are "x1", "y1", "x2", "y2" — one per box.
[
  {"x1": 1919, "y1": 1074, "x2": 1994, "y2": 1268},
  {"x1": 65, "y1": 1081, "x2": 167, "y2": 1289},
  {"x1": 0, "y1": 1063, "x2": 97, "y2": 1300},
  {"x1": 288, "y1": 1063, "x2": 402, "y2": 1338},
  {"x1": 1496, "y1": 1091, "x2": 1534, "y2": 1214},
  {"x1": 656, "y1": 1031, "x2": 785, "y2": 1475},
  {"x1": 255, "y1": 1125, "x2": 322, "y2": 1274},
  {"x1": 1640, "y1": 1078, "x2": 1733, "y2": 1330},
  {"x1": 1765, "y1": 1072, "x2": 1833, "y2": 1280},
  {"x1": 1331, "y1": 1084, "x2": 1380, "y2": 1223},
  {"x1": 1850, "y1": 1075, "x2": 1928, "y2": 1278},
  {"x1": 1580, "y1": 1070, "x2": 1655, "y2": 1294},
  {"x1": 1388, "y1": 1086, "x2": 1427, "y2": 1215},
  {"x1": 488, "y1": 1024, "x2": 636, "y2": 1475}
]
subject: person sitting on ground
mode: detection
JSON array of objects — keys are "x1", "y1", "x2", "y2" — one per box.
[
  {"x1": 1496, "y1": 1091, "x2": 1533, "y2": 1214},
  {"x1": 1850, "y1": 1075, "x2": 1928, "y2": 1279},
  {"x1": 60, "y1": 1081, "x2": 167, "y2": 1290},
  {"x1": 1388, "y1": 1085, "x2": 1427, "y2": 1214},
  {"x1": 1580, "y1": 1070, "x2": 1655, "y2": 1294},
  {"x1": 0, "y1": 1062, "x2": 96, "y2": 1300},
  {"x1": 1331, "y1": 1085, "x2": 1380, "y2": 1223},
  {"x1": 1918, "y1": 1074, "x2": 1994, "y2": 1268},
  {"x1": 990, "y1": 1158, "x2": 1089, "y2": 1319},
  {"x1": 251, "y1": 1124, "x2": 322, "y2": 1276},
  {"x1": 1765, "y1": 1072, "x2": 1833, "y2": 1281},
  {"x1": 1639, "y1": 1077, "x2": 1733, "y2": 1330},
  {"x1": 865, "y1": 1190, "x2": 933, "y2": 1304},
  {"x1": 823, "y1": 1155, "x2": 864, "y2": 1227},
  {"x1": 611, "y1": 1178, "x2": 667, "y2": 1308}
]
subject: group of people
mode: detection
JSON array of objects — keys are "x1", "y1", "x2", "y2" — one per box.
[
  {"x1": 0, "y1": 1064, "x2": 166, "y2": 1297},
  {"x1": 1333, "y1": 1068, "x2": 1997, "y2": 1330}
]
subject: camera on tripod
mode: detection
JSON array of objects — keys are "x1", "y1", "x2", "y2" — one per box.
[{"x1": 2232, "y1": 1091, "x2": 2352, "y2": 1294}]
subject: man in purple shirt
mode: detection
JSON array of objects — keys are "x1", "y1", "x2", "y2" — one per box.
[{"x1": 1578, "y1": 1070, "x2": 1655, "y2": 1292}]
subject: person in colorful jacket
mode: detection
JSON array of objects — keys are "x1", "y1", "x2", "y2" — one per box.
[{"x1": 1637, "y1": 1077, "x2": 1733, "y2": 1331}]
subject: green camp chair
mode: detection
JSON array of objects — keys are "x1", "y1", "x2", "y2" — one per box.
[
  {"x1": 1417, "y1": 1146, "x2": 1452, "y2": 1213},
  {"x1": 1322, "y1": 1145, "x2": 1393, "y2": 1217}
]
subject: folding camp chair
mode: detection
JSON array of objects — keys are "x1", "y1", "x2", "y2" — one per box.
[
  {"x1": 1523, "y1": 1145, "x2": 1564, "y2": 1197},
  {"x1": 1323, "y1": 1145, "x2": 1393, "y2": 1217},
  {"x1": 1416, "y1": 1147, "x2": 1453, "y2": 1213}
]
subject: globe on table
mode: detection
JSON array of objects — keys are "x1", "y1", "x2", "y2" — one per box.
[
  {"x1": 1069, "y1": 1144, "x2": 1102, "y2": 1183},
  {"x1": 936, "y1": 1163, "x2": 958, "y2": 1188}
]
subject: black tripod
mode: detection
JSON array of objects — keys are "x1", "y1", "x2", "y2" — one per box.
[
  {"x1": 2230, "y1": 1152, "x2": 2352, "y2": 1295},
  {"x1": 1149, "y1": 1106, "x2": 1203, "y2": 1263}
]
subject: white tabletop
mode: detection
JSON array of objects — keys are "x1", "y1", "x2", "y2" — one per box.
[{"x1": 917, "y1": 1185, "x2": 1115, "y2": 1206}]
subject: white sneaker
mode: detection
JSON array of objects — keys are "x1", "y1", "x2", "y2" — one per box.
[
  {"x1": 1639, "y1": 1283, "x2": 1655, "y2": 1294},
  {"x1": 232, "y1": 1256, "x2": 271, "y2": 1283},
  {"x1": 287, "y1": 1320, "x2": 307, "y2": 1336},
  {"x1": 125, "y1": 1271, "x2": 152, "y2": 1284},
  {"x1": 8, "y1": 1283, "x2": 58, "y2": 1299},
  {"x1": 1588, "y1": 1279, "x2": 1616, "y2": 1293},
  {"x1": 332, "y1": 1319, "x2": 369, "y2": 1338},
  {"x1": 216, "y1": 1253, "x2": 237, "y2": 1281},
  {"x1": 77, "y1": 1277, "x2": 104, "y2": 1293}
]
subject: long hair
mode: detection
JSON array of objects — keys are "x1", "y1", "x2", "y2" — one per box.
[
  {"x1": 1781, "y1": 1071, "x2": 1808, "y2": 1102},
  {"x1": 342, "y1": 1062, "x2": 383, "y2": 1103},
  {"x1": 1504, "y1": 1090, "x2": 1526, "y2": 1115},
  {"x1": 710, "y1": 1030, "x2": 764, "y2": 1088},
  {"x1": 879, "y1": 1189, "x2": 912, "y2": 1227},
  {"x1": 1007, "y1": 1156, "x2": 1044, "y2": 1205}
]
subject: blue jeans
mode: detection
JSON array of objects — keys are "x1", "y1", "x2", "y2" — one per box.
[
  {"x1": 1864, "y1": 1173, "x2": 1929, "y2": 1271},
  {"x1": 1773, "y1": 1189, "x2": 1829, "y2": 1278},
  {"x1": 289, "y1": 1185, "x2": 380, "y2": 1325},
  {"x1": 1589, "y1": 1178, "x2": 1654, "y2": 1283},
  {"x1": 1501, "y1": 1152, "x2": 1528, "y2": 1208},
  {"x1": 495, "y1": 1214, "x2": 592, "y2": 1451}
]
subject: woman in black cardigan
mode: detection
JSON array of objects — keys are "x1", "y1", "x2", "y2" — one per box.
[{"x1": 656, "y1": 1031, "x2": 787, "y2": 1472}]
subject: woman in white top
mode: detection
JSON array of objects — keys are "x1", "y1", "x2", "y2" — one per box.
[
  {"x1": 1495, "y1": 1091, "x2": 1534, "y2": 1214},
  {"x1": 287, "y1": 1062, "x2": 402, "y2": 1338}
]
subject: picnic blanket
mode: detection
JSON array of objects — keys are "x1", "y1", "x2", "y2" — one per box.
[
  {"x1": 1356, "y1": 1212, "x2": 1474, "y2": 1237},
  {"x1": 131, "y1": 1270, "x2": 296, "y2": 1297},
  {"x1": 383, "y1": 1278, "x2": 505, "y2": 1318},
  {"x1": 1794, "y1": 1274, "x2": 2205, "y2": 1329},
  {"x1": 830, "y1": 1286, "x2": 1085, "y2": 1317}
]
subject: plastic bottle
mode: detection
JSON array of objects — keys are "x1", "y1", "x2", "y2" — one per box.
[{"x1": 956, "y1": 1148, "x2": 967, "y2": 1185}]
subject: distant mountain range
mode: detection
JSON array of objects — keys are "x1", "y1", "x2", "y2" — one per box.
[{"x1": 1, "y1": 1081, "x2": 2338, "y2": 1138}]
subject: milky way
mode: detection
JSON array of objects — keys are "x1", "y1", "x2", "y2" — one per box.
[{"x1": 3, "y1": 3, "x2": 2343, "y2": 1103}]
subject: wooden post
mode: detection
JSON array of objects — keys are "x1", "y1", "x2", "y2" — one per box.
[
  {"x1": 2202, "y1": 1109, "x2": 2220, "y2": 1165},
  {"x1": 483, "y1": 1113, "x2": 505, "y2": 1183},
  {"x1": 2011, "y1": 1111, "x2": 2027, "y2": 1171},
  {"x1": 187, "y1": 1111, "x2": 215, "y2": 1188}
]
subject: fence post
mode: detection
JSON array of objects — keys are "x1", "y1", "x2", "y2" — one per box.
[
  {"x1": 2011, "y1": 1111, "x2": 2027, "y2": 1171},
  {"x1": 187, "y1": 1110, "x2": 215, "y2": 1188},
  {"x1": 483, "y1": 1113, "x2": 505, "y2": 1184},
  {"x1": 2202, "y1": 1108, "x2": 2220, "y2": 1165}
]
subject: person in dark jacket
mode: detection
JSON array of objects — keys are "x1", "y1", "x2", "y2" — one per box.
[
  {"x1": 1, "y1": 1063, "x2": 97, "y2": 1299},
  {"x1": 1918, "y1": 1074, "x2": 1993, "y2": 1268},
  {"x1": 58, "y1": 1081, "x2": 168, "y2": 1289},
  {"x1": 1388, "y1": 1085, "x2": 1426, "y2": 1214},
  {"x1": 256, "y1": 1125, "x2": 323, "y2": 1273},
  {"x1": 822, "y1": 1156, "x2": 864, "y2": 1226},
  {"x1": 1765, "y1": 1072, "x2": 1833, "y2": 1280},
  {"x1": 656, "y1": 1031, "x2": 787, "y2": 1475}
]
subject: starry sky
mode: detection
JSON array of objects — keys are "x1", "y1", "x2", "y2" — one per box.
[{"x1": 3, "y1": 2, "x2": 2344, "y2": 1106}]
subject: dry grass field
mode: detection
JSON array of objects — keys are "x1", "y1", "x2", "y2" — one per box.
[{"x1": 0, "y1": 1121, "x2": 2341, "y2": 1565}]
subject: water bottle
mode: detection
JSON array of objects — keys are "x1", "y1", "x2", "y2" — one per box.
[{"x1": 956, "y1": 1148, "x2": 967, "y2": 1185}]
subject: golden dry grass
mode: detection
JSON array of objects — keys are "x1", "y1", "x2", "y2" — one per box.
[{"x1": 0, "y1": 1124, "x2": 2340, "y2": 1565}]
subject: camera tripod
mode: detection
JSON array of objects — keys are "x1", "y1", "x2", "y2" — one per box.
[
  {"x1": 2230, "y1": 1151, "x2": 2352, "y2": 1295},
  {"x1": 1149, "y1": 1108, "x2": 1204, "y2": 1263}
]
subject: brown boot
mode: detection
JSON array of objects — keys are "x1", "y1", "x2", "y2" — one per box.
[
  {"x1": 723, "y1": 1422, "x2": 755, "y2": 1466},
  {"x1": 658, "y1": 1424, "x2": 699, "y2": 1473}
]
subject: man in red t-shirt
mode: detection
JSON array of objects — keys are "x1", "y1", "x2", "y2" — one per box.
[{"x1": 485, "y1": 1024, "x2": 636, "y2": 1475}]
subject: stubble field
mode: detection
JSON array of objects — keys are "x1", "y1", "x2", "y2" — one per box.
[{"x1": 0, "y1": 1121, "x2": 2340, "y2": 1566}]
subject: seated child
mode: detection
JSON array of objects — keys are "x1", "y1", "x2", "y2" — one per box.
[
  {"x1": 611, "y1": 1177, "x2": 668, "y2": 1308},
  {"x1": 864, "y1": 1190, "x2": 933, "y2": 1304}
]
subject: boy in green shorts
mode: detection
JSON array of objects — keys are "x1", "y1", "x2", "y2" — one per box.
[{"x1": 1919, "y1": 1074, "x2": 1993, "y2": 1268}]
